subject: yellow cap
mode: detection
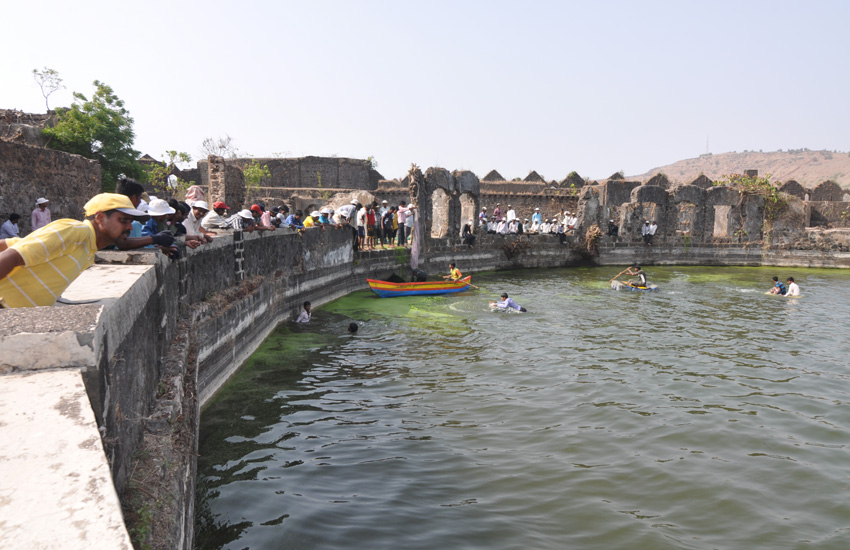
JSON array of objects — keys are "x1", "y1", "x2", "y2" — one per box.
[{"x1": 83, "y1": 193, "x2": 148, "y2": 217}]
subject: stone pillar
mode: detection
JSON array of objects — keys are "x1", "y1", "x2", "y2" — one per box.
[
  {"x1": 207, "y1": 155, "x2": 245, "y2": 210},
  {"x1": 207, "y1": 155, "x2": 226, "y2": 206}
]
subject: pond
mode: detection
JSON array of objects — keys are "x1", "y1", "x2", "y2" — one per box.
[{"x1": 196, "y1": 266, "x2": 850, "y2": 549}]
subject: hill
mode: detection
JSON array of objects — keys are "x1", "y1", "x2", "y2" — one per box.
[{"x1": 628, "y1": 150, "x2": 850, "y2": 188}]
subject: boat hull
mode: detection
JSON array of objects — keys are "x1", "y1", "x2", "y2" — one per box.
[
  {"x1": 611, "y1": 280, "x2": 659, "y2": 292},
  {"x1": 367, "y1": 276, "x2": 472, "y2": 298}
]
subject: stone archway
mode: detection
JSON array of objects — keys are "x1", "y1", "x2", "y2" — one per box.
[
  {"x1": 459, "y1": 192, "x2": 476, "y2": 233},
  {"x1": 430, "y1": 187, "x2": 451, "y2": 239}
]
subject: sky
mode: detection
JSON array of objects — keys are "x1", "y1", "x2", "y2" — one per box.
[{"x1": 3, "y1": 0, "x2": 849, "y2": 182}]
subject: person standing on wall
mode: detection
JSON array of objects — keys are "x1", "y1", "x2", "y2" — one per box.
[
  {"x1": 396, "y1": 201, "x2": 412, "y2": 247},
  {"x1": 32, "y1": 198, "x2": 51, "y2": 231}
]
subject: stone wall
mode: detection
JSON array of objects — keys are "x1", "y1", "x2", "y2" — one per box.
[{"x1": 0, "y1": 140, "x2": 100, "y2": 233}]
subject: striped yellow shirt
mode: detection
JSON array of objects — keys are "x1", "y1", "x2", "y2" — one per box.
[{"x1": 0, "y1": 219, "x2": 97, "y2": 308}]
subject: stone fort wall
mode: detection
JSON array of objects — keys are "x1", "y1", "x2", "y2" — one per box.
[{"x1": 0, "y1": 140, "x2": 101, "y2": 234}]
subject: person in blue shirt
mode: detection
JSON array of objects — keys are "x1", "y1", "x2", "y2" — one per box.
[
  {"x1": 769, "y1": 276, "x2": 787, "y2": 295},
  {"x1": 284, "y1": 210, "x2": 305, "y2": 230}
]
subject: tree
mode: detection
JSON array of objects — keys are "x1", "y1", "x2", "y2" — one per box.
[
  {"x1": 243, "y1": 157, "x2": 271, "y2": 194},
  {"x1": 199, "y1": 135, "x2": 239, "y2": 158},
  {"x1": 32, "y1": 67, "x2": 64, "y2": 112},
  {"x1": 42, "y1": 80, "x2": 141, "y2": 191}
]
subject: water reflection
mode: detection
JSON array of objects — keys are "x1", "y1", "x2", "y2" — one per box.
[{"x1": 197, "y1": 266, "x2": 850, "y2": 550}]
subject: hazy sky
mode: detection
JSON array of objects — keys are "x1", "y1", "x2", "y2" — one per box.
[{"x1": 3, "y1": 0, "x2": 849, "y2": 181}]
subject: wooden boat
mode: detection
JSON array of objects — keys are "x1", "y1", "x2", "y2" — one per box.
[
  {"x1": 611, "y1": 280, "x2": 659, "y2": 292},
  {"x1": 367, "y1": 276, "x2": 472, "y2": 298}
]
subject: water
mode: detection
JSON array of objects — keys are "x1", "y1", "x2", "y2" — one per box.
[{"x1": 196, "y1": 267, "x2": 850, "y2": 550}]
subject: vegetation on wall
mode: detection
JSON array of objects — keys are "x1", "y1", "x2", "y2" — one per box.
[
  {"x1": 32, "y1": 67, "x2": 64, "y2": 112},
  {"x1": 243, "y1": 157, "x2": 271, "y2": 193}
]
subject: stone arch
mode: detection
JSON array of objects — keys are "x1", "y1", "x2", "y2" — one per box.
[
  {"x1": 705, "y1": 186, "x2": 743, "y2": 240},
  {"x1": 811, "y1": 180, "x2": 843, "y2": 201},
  {"x1": 430, "y1": 187, "x2": 451, "y2": 239},
  {"x1": 779, "y1": 180, "x2": 806, "y2": 199},
  {"x1": 689, "y1": 174, "x2": 714, "y2": 189}
]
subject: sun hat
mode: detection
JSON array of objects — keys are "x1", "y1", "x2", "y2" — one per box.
[
  {"x1": 145, "y1": 198, "x2": 176, "y2": 217},
  {"x1": 36, "y1": 197, "x2": 50, "y2": 205},
  {"x1": 311, "y1": 211, "x2": 320, "y2": 217},
  {"x1": 84, "y1": 193, "x2": 149, "y2": 217},
  {"x1": 238, "y1": 209, "x2": 253, "y2": 219},
  {"x1": 320, "y1": 208, "x2": 330, "y2": 214},
  {"x1": 213, "y1": 201, "x2": 230, "y2": 210},
  {"x1": 351, "y1": 199, "x2": 359, "y2": 205},
  {"x1": 382, "y1": 200, "x2": 388, "y2": 204},
  {"x1": 192, "y1": 200, "x2": 210, "y2": 211}
]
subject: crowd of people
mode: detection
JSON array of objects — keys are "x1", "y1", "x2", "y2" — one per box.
[
  {"x1": 476, "y1": 203, "x2": 580, "y2": 239},
  {"x1": 0, "y1": 179, "x2": 426, "y2": 308}
]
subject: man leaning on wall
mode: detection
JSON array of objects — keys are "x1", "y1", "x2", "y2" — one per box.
[{"x1": 0, "y1": 193, "x2": 147, "y2": 308}]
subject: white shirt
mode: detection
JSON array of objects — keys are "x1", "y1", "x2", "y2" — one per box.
[
  {"x1": 649, "y1": 223, "x2": 658, "y2": 235},
  {"x1": 506, "y1": 209, "x2": 516, "y2": 222},
  {"x1": 184, "y1": 210, "x2": 205, "y2": 237},
  {"x1": 786, "y1": 282, "x2": 800, "y2": 296},
  {"x1": 295, "y1": 310, "x2": 311, "y2": 323},
  {"x1": 356, "y1": 208, "x2": 367, "y2": 228},
  {"x1": 0, "y1": 219, "x2": 20, "y2": 239}
]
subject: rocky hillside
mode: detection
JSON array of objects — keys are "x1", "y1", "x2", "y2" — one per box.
[{"x1": 628, "y1": 150, "x2": 850, "y2": 188}]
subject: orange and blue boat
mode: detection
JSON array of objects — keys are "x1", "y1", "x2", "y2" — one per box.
[{"x1": 367, "y1": 276, "x2": 472, "y2": 298}]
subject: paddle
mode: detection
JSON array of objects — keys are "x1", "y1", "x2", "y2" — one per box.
[{"x1": 609, "y1": 267, "x2": 630, "y2": 282}]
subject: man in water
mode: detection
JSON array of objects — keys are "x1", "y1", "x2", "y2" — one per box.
[
  {"x1": 785, "y1": 277, "x2": 800, "y2": 296},
  {"x1": 492, "y1": 292, "x2": 527, "y2": 312},
  {"x1": 443, "y1": 261, "x2": 462, "y2": 281},
  {"x1": 295, "y1": 301, "x2": 311, "y2": 323},
  {"x1": 626, "y1": 265, "x2": 647, "y2": 287},
  {"x1": 769, "y1": 276, "x2": 786, "y2": 295}
]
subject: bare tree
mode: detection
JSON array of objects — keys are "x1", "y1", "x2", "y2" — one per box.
[
  {"x1": 32, "y1": 67, "x2": 65, "y2": 112},
  {"x1": 199, "y1": 135, "x2": 239, "y2": 158}
]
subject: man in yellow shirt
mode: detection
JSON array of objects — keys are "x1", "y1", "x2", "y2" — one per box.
[{"x1": 0, "y1": 193, "x2": 146, "y2": 308}]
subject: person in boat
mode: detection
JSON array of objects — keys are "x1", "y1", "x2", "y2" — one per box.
[
  {"x1": 626, "y1": 265, "x2": 647, "y2": 287},
  {"x1": 785, "y1": 277, "x2": 800, "y2": 296},
  {"x1": 769, "y1": 276, "x2": 787, "y2": 295},
  {"x1": 492, "y1": 292, "x2": 527, "y2": 312},
  {"x1": 443, "y1": 262, "x2": 462, "y2": 281}
]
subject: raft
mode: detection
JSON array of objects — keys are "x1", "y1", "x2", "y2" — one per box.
[
  {"x1": 367, "y1": 276, "x2": 472, "y2": 298},
  {"x1": 611, "y1": 280, "x2": 659, "y2": 292}
]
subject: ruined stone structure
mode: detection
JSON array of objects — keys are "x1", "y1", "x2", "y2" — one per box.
[{"x1": 0, "y1": 140, "x2": 100, "y2": 233}]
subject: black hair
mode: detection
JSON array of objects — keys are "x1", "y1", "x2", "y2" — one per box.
[
  {"x1": 787, "y1": 277, "x2": 795, "y2": 282},
  {"x1": 295, "y1": 209, "x2": 303, "y2": 217},
  {"x1": 772, "y1": 276, "x2": 779, "y2": 282},
  {"x1": 303, "y1": 301, "x2": 311, "y2": 308},
  {"x1": 348, "y1": 322, "x2": 358, "y2": 333},
  {"x1": 449, "y1": 262, "x2": 456, "y2": 268},
  {"x1": 172, "y1": 200, "x2": 191, "y2": 216},
  {"x1": 115, "y1": 176, "x2": 145, "y2": 198},
  {"x1": 9, "y1": 213, "x2": 20, "y2": 222}
]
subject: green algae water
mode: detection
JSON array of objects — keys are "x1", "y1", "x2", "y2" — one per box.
[{"x1": 196, "y1": 266, "x2": 850, "y2": 550}]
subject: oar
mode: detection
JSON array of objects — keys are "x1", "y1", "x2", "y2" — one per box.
[{"x1": 609, "y1": 268, "x2": 630, "y2": 282}]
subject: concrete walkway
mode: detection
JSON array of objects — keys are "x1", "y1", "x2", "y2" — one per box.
[{"x1": 0, "y1": 369, "x2": 132, "y2": 549}]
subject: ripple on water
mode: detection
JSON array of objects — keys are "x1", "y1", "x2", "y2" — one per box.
[{"x1": 197, "y1": 267, "x2": 850, "y2": 550}]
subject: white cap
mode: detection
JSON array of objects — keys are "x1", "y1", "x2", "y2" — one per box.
[
  {"x1": 534, "y1": 207, "x2": 540, "y2": 210},
  {"x1": 238, "y1": 209, "x2": 253, "y2": 219},
  {"x1": 382, "y1": 200, "x2": 388, "y2": 204},
  {"x1": 147, "y1": 199, "x2": 176, "y2": 216},
  {"x1": 192, "y1": 200, "x2": 210, "y2": 211},
  {"x1": 36, "y1": 197, "x2": 49, "y2": 205},
  {"x1": 311, "y1": 211, "x2": 320, "y2": 217},
  {"x1": 408, "y1": 203, "x2": 414, "y2": 208},
  {"x1": 351, "y1": 199, "x2": 358, "y2": 204}
]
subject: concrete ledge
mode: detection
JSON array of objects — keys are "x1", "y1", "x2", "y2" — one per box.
[{"x1": 0, "y1": 369, "x2": 132, "y2": 549}]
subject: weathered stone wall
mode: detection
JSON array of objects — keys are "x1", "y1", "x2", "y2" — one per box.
[
  {"x1": 0, "y1": 140, "x2": 100, "y2": 233},
  {"x1": 0, "y1": 109, "x2": 53, "y2": 146}
]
